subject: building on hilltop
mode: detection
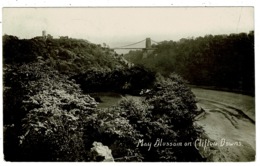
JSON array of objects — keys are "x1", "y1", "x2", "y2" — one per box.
[
  {"x1": 42, "y1": 30, "x2": 47, "y2": 39},
  {"x1": 33, "y1": 30, "x2": 53, "y2": 40}
]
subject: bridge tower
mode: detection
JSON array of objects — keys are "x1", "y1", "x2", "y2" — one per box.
[
  {"x1": 143, "y1": 38, "x2": 153, "y2": 59},
  {"x1": 146, "y1": 38, "x2": 151, "y2": 49}
]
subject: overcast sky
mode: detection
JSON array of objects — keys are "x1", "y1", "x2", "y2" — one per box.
[{"x1": 3, "y1": 7, "x2": 254, "y2": 49}]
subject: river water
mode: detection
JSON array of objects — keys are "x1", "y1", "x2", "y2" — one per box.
[{"x1": 191, "y1": 88, "x2": 255, "y2": 161}]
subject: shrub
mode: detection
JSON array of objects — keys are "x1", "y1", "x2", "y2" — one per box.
[{"x1": 4, "y1": 62, "x2": 98, "y2": 161}]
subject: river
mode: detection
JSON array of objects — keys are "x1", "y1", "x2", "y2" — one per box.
[{"x1": 191, "y1": 88, "x2": 255, "y2": 161}]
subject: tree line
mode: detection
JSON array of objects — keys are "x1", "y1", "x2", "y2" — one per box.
[{"x1": 125, "y1": 31, "x2": 254, "y2": 95}]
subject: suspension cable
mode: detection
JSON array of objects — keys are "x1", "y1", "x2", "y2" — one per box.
[{"x1": 113, "y1": 39, "x2": 146, "y2": 48}]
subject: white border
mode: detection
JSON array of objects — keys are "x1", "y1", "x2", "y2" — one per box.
[
  {"x1": 0, "y1": 1, "x2": 258, "y2": 166},
  {"x1": 0, "y1": 0, "x2": 257, "y2": 7}
]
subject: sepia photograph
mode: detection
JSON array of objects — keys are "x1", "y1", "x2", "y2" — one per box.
[{"x1": 2, "y1": 7, "x2": 255, "y2": 162}]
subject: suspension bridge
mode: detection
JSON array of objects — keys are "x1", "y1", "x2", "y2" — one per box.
[{"x1": 112, "y1": 38, "x2": 160, "y2": 50}]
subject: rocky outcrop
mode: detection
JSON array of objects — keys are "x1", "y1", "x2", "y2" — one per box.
[{"x1": 90, "y1": 142, "x2": 114, "y2": 162}]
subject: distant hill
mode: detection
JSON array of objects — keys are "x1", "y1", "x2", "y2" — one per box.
[
  {"x1": 3, "y1": 35, "x2": 128, "y2": 74},
  {"x1": 124, "y1": 31, "x2": 255, "y2": 95}
]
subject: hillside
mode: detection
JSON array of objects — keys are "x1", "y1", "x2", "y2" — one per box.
[
  {"x1": 3, "y1": 35, "x2": 129, "y2": 74},
  {"x1": 124, "y1": 31, "x2": 255, "y2": 95},
  {"x1": 3, "y1": 35, "x2": 204, "y2": 161}
]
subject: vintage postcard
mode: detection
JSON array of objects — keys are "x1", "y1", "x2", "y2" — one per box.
[{"x1": 2, "y1": 7, "x2": 255, "y2": 162}]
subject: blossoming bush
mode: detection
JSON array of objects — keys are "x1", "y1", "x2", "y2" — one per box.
[
  {"x1": 4, "y1": 63, "x2": 98, "y2": 161},
  {"x1": 110, "y1": 76, "x2": 203, "y2": 161}
]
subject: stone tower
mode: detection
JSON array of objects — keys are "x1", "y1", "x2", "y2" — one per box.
[{"x1": 42, "y1": 30, "x2": 47, "y2": 39}]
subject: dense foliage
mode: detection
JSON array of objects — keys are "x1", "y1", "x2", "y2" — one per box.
[
  {"x1": 71, "y1": 65, "x2": 156, "y2": 95},
  {"x1": 74, "y1": 73, "x2": 203, "y2": 161},
  {"x1": 3, "y1": 35, "x2": 203, "y2": 161},
  {"x1": 4, "y1": 63, "x2": 98, "y2": 161},
  {"x1": 125, "y1": 31, "x2": 254, "y2": 95},
  {"x1": 3, "y1": 35, "x2": 127, "y2": 74}
]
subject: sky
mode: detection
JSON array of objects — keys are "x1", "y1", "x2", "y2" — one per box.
[{"x1": 3, "y1": 7, "x2": 254, "y2": 52}]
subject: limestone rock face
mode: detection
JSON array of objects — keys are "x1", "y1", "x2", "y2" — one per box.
[{"x1": 90, "y1": 142, "x2": 114, "y2": 162}]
